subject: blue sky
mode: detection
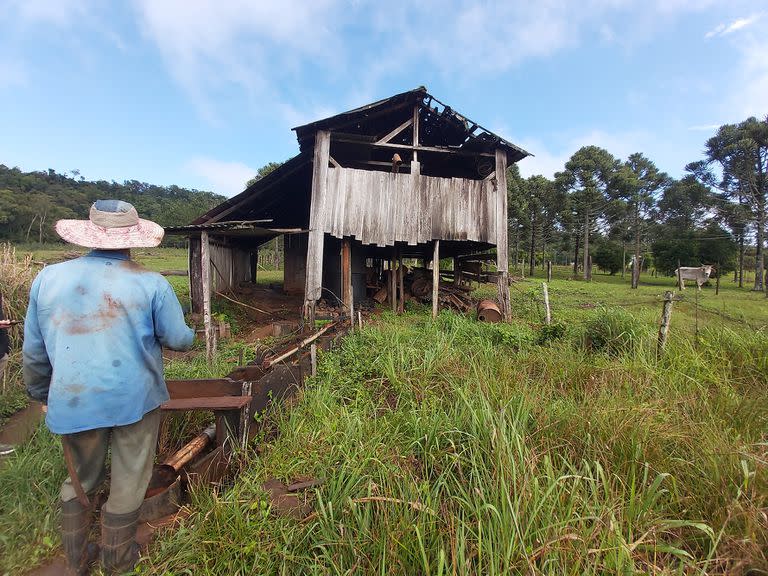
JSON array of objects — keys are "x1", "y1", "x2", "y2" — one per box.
[{"x1": 0, "y1": 0, "x2": 766, "y2": 197}]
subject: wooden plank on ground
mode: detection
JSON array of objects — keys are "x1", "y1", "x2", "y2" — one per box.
[
  {"x1": 161, "y1": 396, "x2": 251, "y2": 411},
  {"x1": 166, "y1": 379, "x2": 242, "y2": 400}
]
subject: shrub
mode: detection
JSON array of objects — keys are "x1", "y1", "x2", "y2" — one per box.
[
  {"x1": 537, "y1": 321, "x2": 567, "y2": 345},
  {"x1": 583, "y1": 307, "x2": 645, "y2": 356}
]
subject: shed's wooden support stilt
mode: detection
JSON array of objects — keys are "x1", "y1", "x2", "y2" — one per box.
[
  {"x1": 494, "y1": 149, "x2": 511, "y2": 320},
  {"x1": 432, "y1": 240, "x2": 440, "y2": 319},
  {"x1": 397, "y1": 246, "x2": 404, "y2": 314},
  {"x1": 189, "y1": 236, "x2": 203, "y2": 314},
  {"x1": 201, "y1": 231, "x2": 213, "y2": 364},
  {"x1": 341, "y1": 238, "x2": 353, "y2": 324},
  {"x1": 304, "y1": 130, "x2": 331, "y2": 329},
  {"x1": 391, "y1": 252, "x2": 397, "y2": 313}
]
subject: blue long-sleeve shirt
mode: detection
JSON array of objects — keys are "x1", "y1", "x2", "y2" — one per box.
[{"x1": 23, "y1": 250, "x2": 195, "y2": 434}]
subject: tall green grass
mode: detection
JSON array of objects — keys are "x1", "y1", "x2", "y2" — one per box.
[{"x1": 139, "y1": 310, "x2": 767, "y2": 575}]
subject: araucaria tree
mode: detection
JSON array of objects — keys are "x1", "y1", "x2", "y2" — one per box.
[
  {"x1": 688, "y1": 116, "x2": 768, "y2": 291},
  {"x1": 556, "y1": 146, "x2": 618, "y2": 280},
  {"x1": 613, "y1": 153, "x2": 669, "y2": 288}
]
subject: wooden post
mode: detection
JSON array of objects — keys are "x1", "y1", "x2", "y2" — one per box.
[
  {"x1": 657, "y1": 290, "x2": 674, "y2": 358},
  {"x1": 546, "y1": 260, "x2": 552, "y2": 282},
  {"x1": 189, "y1": 236, "x2": 203, "y2": 314},
  {"x1": 341, "y1": 238, "x2": 353, "y2": 321},
  {"x1": 201, "y1": 231, "x2": 213, "y2": 364},
  {"x1": 412, "y1": 104, "x2": 419, "y2": 163},
  {"x1": 240, "y1": 381, "x2": 252, "y2": 450},
  {"x1": 397, "y1": 247, "x2": 404, "y2": 314},
  {"x1": 542, "y1": 282, "x2": 551, "y2": 325},
  {"x1": 677, "y1": 260, "x2": 683, "y2": 290},
  {"x1": 390, "y1": 255, "x2": 397, "y2": 313},
  {"x1": 304, "y1": 130, "x2": 331, "y2": 328},
  {"x1": 495, "y1": 149, "x2": 511, "y2": 319},
  {"x1": 716, "y1": 262, "x2": 720, "y2": 295},
  {"x1": 432, "y1": 240, "x2": 440, "y2": 319},
  {"x1": 310, "y1": 343, "x2": 317, "y2": 377}
]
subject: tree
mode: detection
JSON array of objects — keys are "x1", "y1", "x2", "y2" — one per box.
[
  {"x1": 519, "y1": 175, "x2": 558, "y2": 277},
  {"x1": 246, "y1": 161, "x2": 284, "y2": 188},
  {"x1": 592, "y1": 240, "x2": 623, "y2": 274},
  {"x1": 555, "y1": 146, "x2": 619, "y2": 280},
  {"x1": 612, "y1": 153, "x2": 669, "y2": 288},
  {"x1": 687, "y1": 116, "x2": 768, "y2": 291}
]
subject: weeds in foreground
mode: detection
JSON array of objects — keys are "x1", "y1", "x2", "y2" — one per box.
[{"x1": 139, "y1": 311, "x2": 767, "y2": 575}]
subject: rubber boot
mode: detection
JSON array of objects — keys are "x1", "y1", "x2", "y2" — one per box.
[
  {"x1": 61, "y1": 498, "x2": 94, "y2": 576},
  {"x1": 100, "y1": 508, "x2": 140, "y2": 575}
]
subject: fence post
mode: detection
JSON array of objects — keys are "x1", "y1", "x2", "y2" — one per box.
[
  {"x1": 546, "y1": 260, "x2": 552, "y2": 282},
  {"x1": 542, "y1": 282, "x2": 551, "y2": 325},
  {"x1": 716, "y1": 262, "x2": 721, "y2": 295},
  {"x1": 677, "y1": 260, "x2": 683, "y2": 291},
  {"x1": 657, "y1": 290, "x2": 674, "y2": 358}
]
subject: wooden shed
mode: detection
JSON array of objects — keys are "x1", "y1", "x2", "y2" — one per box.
[{"x1": 171, "y1": 86, "x2": 530, "y2": 331}]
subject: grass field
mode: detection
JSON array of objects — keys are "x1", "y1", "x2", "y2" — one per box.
[{"x1": 1, "y1": 247, "x2": 766, "y2": 574}]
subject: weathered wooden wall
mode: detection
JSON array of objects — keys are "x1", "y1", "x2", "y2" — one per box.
[
  {"x1": 321, "y1": 167, "x2": 499, "y2": 247},
  {"x1": 284, "y1": 233, "x2": 308, "y2": 294},
  {"x1": 208, "y1": 239, "x2": 251, "y2": 292}
]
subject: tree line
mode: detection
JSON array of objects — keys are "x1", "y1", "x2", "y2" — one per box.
[
  {"x1": 508, "y1": 115, "x2": 768, "y2": 291},
  {"x1": 0, "y1": 165, "x2": 225, "y2": 246}
]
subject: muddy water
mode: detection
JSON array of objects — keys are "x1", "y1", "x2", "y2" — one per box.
[{"x1": 0, "y1": 402, "x2": 43, "y2": 453}]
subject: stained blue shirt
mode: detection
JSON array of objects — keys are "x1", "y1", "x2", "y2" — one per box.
[{"x1": 23, "y1": 251, "x2": 195, "y2": 434}]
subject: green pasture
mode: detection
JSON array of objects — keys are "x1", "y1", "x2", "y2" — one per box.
[{"x1": 0, "y1": 247, "x2": 766, "y2": 574}]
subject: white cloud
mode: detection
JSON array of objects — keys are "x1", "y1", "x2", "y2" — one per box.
[
  {"x1": 130, "y1": 0, "x2": 717, "y2": 121},
  {"x1": 0, "y1": 0, "x2": 90, "y2": 27},
  {"x1": 705, "y1": 13, "x2": 762, "y2": 38},
  {"x1": 130, "y1": 0, "x2": 343, "y2": 121},
  {"x1": 731, "y1": 34, "x2": 768, "y2": 118},
  {"x1": 186, "y1": 157, "x2": 257, "y2": 197},
  {"x1": 515, "y1": 129, "x2": 678, "y2": 179}
]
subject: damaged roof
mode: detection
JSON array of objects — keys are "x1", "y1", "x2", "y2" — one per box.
[{"x1": 293, "y1": 86, "x2": 531, "y2": 164}]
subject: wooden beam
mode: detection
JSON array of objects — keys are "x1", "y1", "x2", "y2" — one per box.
[
  {"x1": 494, "y1": 149, "x2": 511, "y2": 320},
  {"x1": 376, "y1": 117, "x2": 413, "y2": 144},
  {"x1": 161, "y1": 396, "x2": 251, "y2": 411},
  {"x1": 432, "y1": 240, "x2": 440, "y2": 319},
  {"x1": 412, "y1": 105, "x2": 420, "y2": 163},
  {"x1": 201, "y1": 231, "x2": 214, "y2": 363},
  {"x1": 189, "y1": 237, "x2": 203, "y2": 314},
  {"x1": 329, "y1": 155, "x2": 341, "y2": 169},
  {"x1": 331, "y1": 135, "x2": 495, "y2": 157},
  {"x1": 391, "y1": 255, "x2": 397, "y2": 313},
  {"x1": 304, "y1": 130, "x2": 331, "y2": 324},
  {"x1": 397, "y1": 246, "x2": 404, "y2": 314},
  {"x1": 341, "y1": 238, "x2": 353, "y2": 314},
  {"x1": 166, "y1": 378, "x2": 241, "y2": 400}
]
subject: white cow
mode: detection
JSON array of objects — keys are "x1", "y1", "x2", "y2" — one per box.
[{"x1": 674, "y1": 265, "x2": 713, "y2": 290}]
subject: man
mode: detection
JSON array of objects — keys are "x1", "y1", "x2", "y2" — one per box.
[{"x1": 23, "y1": 200, "x2": 194, "y2": 575}]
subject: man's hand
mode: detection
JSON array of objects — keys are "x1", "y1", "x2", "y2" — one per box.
[
  {"x1": 41, "y1": 405, "x2": 47, "y2": 413},
  {"x1": 0, "y1": 320, "x2": 12, "y2": 328}
]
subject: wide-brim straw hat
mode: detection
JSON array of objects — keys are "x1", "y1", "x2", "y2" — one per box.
[{"x1": 55, "y1": 200, "x2": 164, "y2": 249}]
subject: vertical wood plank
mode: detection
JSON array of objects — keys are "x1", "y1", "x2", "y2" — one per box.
[
  {"x1": 341, "y1": 238, "x2": 353, "y2": 318},
  {"x1": 391, "y1": 253, "x2": 397, "y2": 313},
  {"x1": 397, "y1": 246, "x2": 404, "y2": 314},
  {"x1": 189, "y1": 236, "x2": 203, "y2": 314},
  {"x1": 304, "y1": 130, "x2": 331, "y2": 320},
  {"x1": 495, "y1": 149, "x2": 511, "y2": 319},
  {"x1": 413, "y1": 104, "x2": 420, "y2": 163},
  {"x1": 432, "y1": 240, "x2": 440, "y2": 319},
  {"x1": 201, "y1": 231, "x2": 213, "y2": 364}
]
